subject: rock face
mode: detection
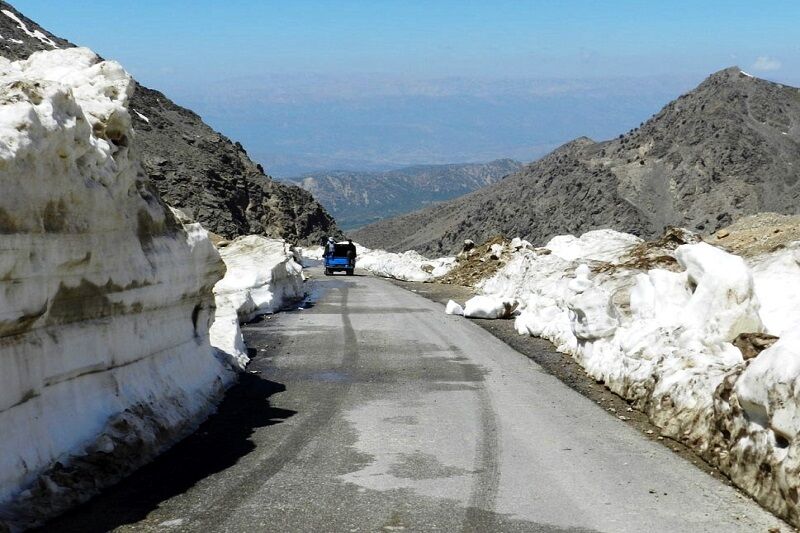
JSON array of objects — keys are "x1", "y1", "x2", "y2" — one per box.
[
  {"x1": 0, "y1": 48, "x2": 234, "y2": 526},
  {"x1": 281, "y1": 159, "x2": 522, "y2": 230},
  {"x1": 353, "y1": 67, "x2": 800, "y2": 255},
  {"x1": 130, "y1": 87, "x2": 339, "y2": 244},
  {"x1": 0, "y1": 0, "x2": 340, "y2": 245}
]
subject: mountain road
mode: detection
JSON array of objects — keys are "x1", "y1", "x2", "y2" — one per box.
[{"x1": 44, "y1": 268, "x2": 784, "y2": 532}]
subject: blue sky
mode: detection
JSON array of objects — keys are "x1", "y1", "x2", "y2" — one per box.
[
  {"x1": 11, "y1": 1, "x2": 800, "y2": 174},
  {"x1": 14, "y1": 0, "x2": 799, "y2": 85}
]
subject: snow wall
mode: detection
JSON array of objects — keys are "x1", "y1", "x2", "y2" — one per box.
[
  {"x1": 211, "y1": 235, "x2": 306, "y2": 370},
  {"x1": 0, "y1": 48, "x2": 234, "y2": 526},
  {"x1": 474, "y1": 229, "x2": 800, "y2": 527}
]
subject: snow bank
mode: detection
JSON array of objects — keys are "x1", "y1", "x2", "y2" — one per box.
[
  {"x1": 445, "y1": 300, "x2": 464, "y2": 316},
  {"x1": 750, "y1": 243, "x2": 800, "y2": 336},
  {"x1": 355, "y1": 245, "x2": 456, "y2": 282},
  {"x1": 210, "y1": 236, "x2": 305, "y2": 369},
  {"x1": 297, "y1": 243, "x2": 454, "y2": 282},
  {"x1": 297, "y1": 245, "x2": 324, "y2": 267},
  {"x1": 463, "y1": 295, "x2": 518, "y2": 319},
  {"x1": 472, "y1": 229, "x2": 800, "y2": 526},
  {"x1": 0, "y1": 48, "x2": 232, "y2": 526}
]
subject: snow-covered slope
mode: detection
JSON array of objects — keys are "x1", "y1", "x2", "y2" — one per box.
[
  {"x1": 211, "y1": 235, "x2": 306, "y2": 369},
  {"x1": 454, "y1": 229, "x2": 800, "y2": 526},
  {"x1": 0, "y1": 48, "x2": 233, "y2": 526}
]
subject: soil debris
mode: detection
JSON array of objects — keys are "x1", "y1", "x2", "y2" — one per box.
[
  {"x1": 438, "y1": 235, "x2": 513, "y2": 286},
  {"x1": 593, "y1": 226, "x2": 701, "y2": 274},
  {"x1": 705, "y1": 213, "x2": 800, "y2": 257}
]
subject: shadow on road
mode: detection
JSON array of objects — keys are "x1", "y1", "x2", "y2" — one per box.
[{"x1": 40, "y1": 373, "x2": 295, "y2": 532}]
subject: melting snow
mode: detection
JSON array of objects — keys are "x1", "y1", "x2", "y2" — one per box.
[
  {"x1": 211, "y1": 236, "x2": 306, "y2": 370},
  {"x1": 444, "y1": 228, "x2": 800, "y2": 526},
  {"x1": 0, "y1": 33, "x2": 25, "y2": 44},
  {"x1": 1, "y1": 9, "x2": 58, "y2": 48},
  {"x1": 134, "y1": 110, "x2": 150, "y2": 123}
]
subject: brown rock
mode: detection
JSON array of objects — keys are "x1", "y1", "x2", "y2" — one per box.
[{"x1": 733, "y1": 332, "x2": 779, "y2": 360}]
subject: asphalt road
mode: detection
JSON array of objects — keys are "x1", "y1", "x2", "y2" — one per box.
[{"x1": 45, "y1": 269, "x2": 784, "y2": 532}]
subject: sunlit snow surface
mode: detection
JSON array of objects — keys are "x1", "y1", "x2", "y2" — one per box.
[
  {"x1": 0, "y1": 48, "x2": 231, "y2": 520},
  {"x1": 211, "y1": 236, "x2": 305, "y2": 369},
  {"x1": 477, "y1": 231, "x2": 800, "y2": 525}
]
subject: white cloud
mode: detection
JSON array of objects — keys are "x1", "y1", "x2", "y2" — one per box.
[{"x1": 752, "y1": 56, "x2": 782, "y2": 72}]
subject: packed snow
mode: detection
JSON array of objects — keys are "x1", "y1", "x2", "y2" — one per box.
[
  {"x1": 0, "y1": 48, "x2": 234, "y2": 526},
  {"x1": 444, "y1": 228, "x2": 800, "y2": 526},
  {"x1": 354, "y1": 244, "x2": 456, "y2": 282},
  {"x1": 445, "y1": 300, "x2": 464, "y2": 316},
  {"x1": 210, "y1": 235, "x2": 305, "y2": 369},
  {"x1": 463, "y1": 295, "x2": 518, "y2": 319},
  {"x1": 298, "y1": 245, "x2": 324, "y2": 267}
]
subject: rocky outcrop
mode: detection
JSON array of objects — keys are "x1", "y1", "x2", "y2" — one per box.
[
  {"x1": 353, "y1": 68, "x2": 800, "y2": 255},
  {"x1": 131, "y1": 86, "x2": 339, "y2": 244},
  {"x1": 0, "y1": 0, "x2": 340, "y2": 245}
]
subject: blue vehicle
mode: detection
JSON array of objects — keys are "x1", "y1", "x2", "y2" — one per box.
[{"x1": 324, "y1": 242, "x2": 355, "y2": 276}]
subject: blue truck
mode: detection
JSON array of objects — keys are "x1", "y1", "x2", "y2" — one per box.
[{"x1": 324, "y1": 242, "x2": 355, "y2": 276}]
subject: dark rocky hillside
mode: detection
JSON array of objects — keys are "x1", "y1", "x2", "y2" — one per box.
[
  {"x1": 0, "y1": 1, "x2": 339, "y2": 244},
  {"x1": 353, "y1": 67, "x2": 800, "y2": 255},
  {"x1": 282, "y1": 159, "x2": 522, "y2": 230}
]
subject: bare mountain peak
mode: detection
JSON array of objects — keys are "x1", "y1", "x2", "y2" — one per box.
[{"x1": 354, "y1": 68, "x2": 800, "y2": 255}]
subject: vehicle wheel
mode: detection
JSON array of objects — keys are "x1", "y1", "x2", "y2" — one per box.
[
  {"x1": 324, "y1": 268, "x2": 331, "y2": 276},
  {"x1": 346, "y1": 269, "x2": 354, "y2": 276}
]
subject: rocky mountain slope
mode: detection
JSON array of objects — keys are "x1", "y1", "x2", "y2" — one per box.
[
  {"x1": 353, "y1": 67, "x2": 800, "y2": 255},
  {"x1": 0, "y1": 1, "x2": 339, "y2": 244},
  {"x1": 281, "y1": 159, "x2": 521, "y2": 230}
]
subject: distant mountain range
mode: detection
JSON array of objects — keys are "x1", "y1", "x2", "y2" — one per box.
[
  {"x1": 0, "y1": 1, "x2": 339, "y2": 244},
  {"x1": 353, "y1": 67, "x2": 800, "y2": 255},
  {"x1": 280, "y1": 159, "x2": 522, "y2": 230},
  {"x1": 183, "y1": 73, "x2": 698, "y2": 178}
]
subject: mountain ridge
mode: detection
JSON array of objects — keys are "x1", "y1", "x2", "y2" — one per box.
[
  {"x1": 0, "y1": 1, "x2": 339, "y2": 244},
  {"x1": 280, "y1": 159, "x2": 522, "y2": 230},
  {"x1": 352, "y1": 66, "x2": 800, "y2": 255}
]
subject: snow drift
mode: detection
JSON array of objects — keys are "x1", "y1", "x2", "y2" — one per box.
[
  {"x1": 462, "y1": 229, "x2": 800, "y2": 526},
  {"x1": 0, "y1": 48, "x2": 233, "y2": 526},
  {"x1": 210, "y1": 235, "x2": 306, "y2": 369}
]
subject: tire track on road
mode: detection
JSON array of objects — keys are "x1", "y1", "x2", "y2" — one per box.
[
  {"x1": 403, "y1": 302, "x2": 502, "y2": 532},
  {"x1": 194, "y1": 285, "x2": 359, "y2": 530}
]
